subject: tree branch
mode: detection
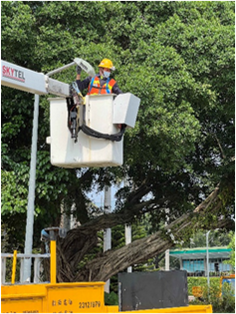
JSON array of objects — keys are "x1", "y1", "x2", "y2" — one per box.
[{"x1": 214, "y1": 135, "x2": 226, "y2": 159}]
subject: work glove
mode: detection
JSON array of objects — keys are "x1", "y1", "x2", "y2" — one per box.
[{"x1": 76, "y1": 65, "x2": 82, "y2": 74}]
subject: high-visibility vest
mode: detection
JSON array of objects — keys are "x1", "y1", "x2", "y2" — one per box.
[{"x1": 87, "y1": 76, "x2": 116, "y2": 95}]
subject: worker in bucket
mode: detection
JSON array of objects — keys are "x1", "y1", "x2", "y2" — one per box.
[{"x1": 76, "y1": 58, "x2": 122, "y2": 95}]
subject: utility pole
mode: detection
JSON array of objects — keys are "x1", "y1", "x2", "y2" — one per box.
[
  {"x1": 23, "y1": 94, "x2": 39, "y2": 282},
  {"x1": 124, "y1": 178, "x2": 132, "y2": 273},
  {"x1": 125, "y1": 224, "x2": 132, "y2": 273},
  {"x1": 103, "y1": 185, "x2": 111, "y2": 293},
  {"x1": 206, "y1": 230, "x2": 211, "y2": 298},
  {"x1": 165, "y1": 208, "x2": 170, "y2": 271}
]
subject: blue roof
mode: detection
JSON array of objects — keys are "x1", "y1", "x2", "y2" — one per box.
[{"x1": 169, "y1": 247, "x2": 232, "y2": 259}]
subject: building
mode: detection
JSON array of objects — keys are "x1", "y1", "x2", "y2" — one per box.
[{"x1": 169, "y1": 246, "x2": 232, "y2": 276}]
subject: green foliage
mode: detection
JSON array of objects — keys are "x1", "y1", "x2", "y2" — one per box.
[
  {"x1": 224, "y1": 231, "x2": 235, "y2": 269},
  {"x1": 187, "y1": 277, "x2": 220, "y2": 295},
  {"x1": 189, "y1": 277, "x2": 235, "y2": 313},
  {"x1": 104, "y1": 291, "x2": 119, "y2": 306},
  {"x1": 184, "y1": 229, "x2": 234, "y2": 248},
  {"x1": 1, "y1": 1, "x2": 37, "y2": 66},
  {"x1": 1, "y1": 224, "x2": 10, "y2": 253}
]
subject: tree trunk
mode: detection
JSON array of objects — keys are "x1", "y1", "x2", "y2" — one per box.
[
  {"x1": 54, "y1": 184, "x2": 233, "y2": 282},
  {"x1": 75, "y1": 213, "x2": 195, "y2": 282}
]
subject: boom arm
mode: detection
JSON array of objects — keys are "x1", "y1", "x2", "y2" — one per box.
[{"x1": 1, "y1": 60, "x2": 72, "y2": 97}]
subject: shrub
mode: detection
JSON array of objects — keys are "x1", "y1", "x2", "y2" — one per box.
[
  {"x1": 104, "y1": 291, "x2": 119, "y2": 305},
  {"x1": 189, "y1": 278, "x2": 235, "y2": 313}
]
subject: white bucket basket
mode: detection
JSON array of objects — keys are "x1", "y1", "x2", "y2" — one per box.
[{"x1": 47, "y1": 93, "x2": 140, "y2": 168}]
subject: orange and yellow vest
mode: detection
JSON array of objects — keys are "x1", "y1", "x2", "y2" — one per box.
[{"x1": 87, "y1": 76, "x2": 116, "y2": 95}]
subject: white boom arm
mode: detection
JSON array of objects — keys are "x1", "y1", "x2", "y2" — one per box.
[{"x1": 1, "y1": 59, "x2": 94, "y2": 97}]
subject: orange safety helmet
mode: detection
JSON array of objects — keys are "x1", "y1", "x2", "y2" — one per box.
[{"x1": 98, "y1": 58, "x2": 115, "y2": 71}]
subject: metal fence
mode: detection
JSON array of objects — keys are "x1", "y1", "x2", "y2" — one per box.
[{"x1": 1, "y1": 253, "x2": 50, "y2": 284}]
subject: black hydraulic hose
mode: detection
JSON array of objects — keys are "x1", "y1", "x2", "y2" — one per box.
[
  {"x1": 81, "y1": 124, "x2": 126, "y2": 142},
  {"x1": 67, "y1": 94, "x2": 126, "y2": 142}
]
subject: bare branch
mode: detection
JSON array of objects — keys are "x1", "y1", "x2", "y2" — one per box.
[{"x1": 214, "y1": 135, "x2": 226, "y2": 159}]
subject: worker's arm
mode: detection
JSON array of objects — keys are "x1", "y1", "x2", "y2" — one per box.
[
  {"x1": 75, "y1": 65, "x2": 91, "y2": 91},
  {"x1": 112, "y1": 82, "x2": 123, "y2": 95},
  {"x1": 76, "y1": 76, "x2": 91, "y2": 91}
]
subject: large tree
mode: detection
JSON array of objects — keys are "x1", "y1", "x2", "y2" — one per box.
[{"x1": 1, "y1": 1, "x2": 235, "y2": 282}]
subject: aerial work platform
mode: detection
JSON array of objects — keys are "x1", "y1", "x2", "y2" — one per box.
[
  {"x1": 47, "y1": 93, "x2": 140, "y2": 168},
  {"x1": 1, "y1": 59, "x2": 140, "y2": 169}
]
